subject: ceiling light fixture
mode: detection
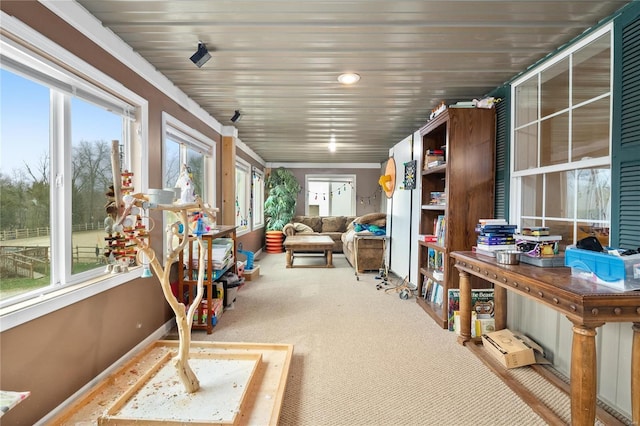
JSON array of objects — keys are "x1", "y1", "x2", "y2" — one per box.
[
  {"x1": 230, "y1": 110, "x2": 242, "y2": 123},
  {"x1": 337, "y1": 73, "x2": 360, "y2": 85},
  {"x1": 328, "y1": 136, "x2": 336, "y2": 152},
  {"x1": 190, "y1": 42, "x2": 211, "y2": 68}
]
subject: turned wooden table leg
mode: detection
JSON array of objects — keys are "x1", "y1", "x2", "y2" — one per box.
[
  {"x1": 326, "y1": 249, "x2": 333, "y2": 268},
  {"x1": 493, "y1": 285, "x2": 507, "y2": 331},
  {"x1": 457, "y1": 269, "x2": 471, "y2": 345},
  {"x1": 570, "y1": 323, "x2": 599, "y2": 426},
  {"x1": 632, "y1": 322, "x2": 640, "y2": 426},
  {"x1": 286, "y1": 248, "x2": 292, "y2": 268}
]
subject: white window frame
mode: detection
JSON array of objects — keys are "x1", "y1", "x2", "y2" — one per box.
[
  {"x1": 509, "y1": 24, "x2": 613, "y2": 244},
  {"x1": 235, "y1": 158, "x2": 251, "y2": 235},
  {"x1": 0, "y1": 12, "x2": 149, "y2": 331},
  {"x1": 161, "y1": 112, "x2": 216, "y2": 203},
  {"x1": 252, "y1": 167, "x2": 265, "y2": 230},
  {"x1": 305, "y1": 174, "x2": 357, "y2": 216}
]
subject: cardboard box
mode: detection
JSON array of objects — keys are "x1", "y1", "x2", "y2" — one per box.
[
  {"x1": 481, "y1": 329, "x2": 547, "y2": 369},
  {"x1": 244, "y1": 264, "x2": 260, "y2": 281}
]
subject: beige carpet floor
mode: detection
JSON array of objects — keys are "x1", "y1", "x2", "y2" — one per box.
[{"x1": 165, "y1": 252, "x2": 564, "y2": 425}]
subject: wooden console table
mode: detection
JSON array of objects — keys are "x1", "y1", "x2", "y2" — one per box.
[{"x1": 451, "y1": 251, "x2": 639, "y2": 426}]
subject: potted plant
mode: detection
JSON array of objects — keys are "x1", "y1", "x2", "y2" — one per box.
[{"x1": 264, "y1": 167, "x2": 301, "y2": 252}]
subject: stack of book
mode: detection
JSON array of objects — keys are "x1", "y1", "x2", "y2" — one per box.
[
  {"x1": 429, "y1": 191, "x2": 446, "y2": 206},
  {"x1": 211, "y1": 238, "x2": 234, "y2": 271},
  {"x1": 424, "y1": 149, "x2": 445, "y2": 169},
  {"x1": 474, "y1": 219, "x2": 518, "y2": 257}
]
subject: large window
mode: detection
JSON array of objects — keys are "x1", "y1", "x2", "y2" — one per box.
[
  {"x1": 511, "y1": 25, "x2": 612, "y2": 247},
  {"x1": 0, "y1": 27, "x2": 144, "y2": 311},
  {"x1": 162, "y1": 113, "x2": 214, "y2": 203},
  {"x1": 305, "y1": 175, "x2": 356, "y2": 216}
]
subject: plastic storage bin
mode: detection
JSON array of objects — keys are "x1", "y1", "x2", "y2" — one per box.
[{"x1": 565, "y1": 247, "x2": 640, "y2": 291}]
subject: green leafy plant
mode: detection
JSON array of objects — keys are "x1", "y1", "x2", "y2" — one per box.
[{"x1": 264, "y1": 167, "x2": 301, "y2": 231}]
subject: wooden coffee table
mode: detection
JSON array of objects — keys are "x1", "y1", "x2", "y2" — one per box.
[{"x1": 284, "y1": 235, "x2": 335, "y2": 268}]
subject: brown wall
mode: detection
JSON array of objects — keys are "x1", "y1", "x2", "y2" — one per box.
[{"x1": 0, "y1": 2, "x2": 223, "y2": 424}]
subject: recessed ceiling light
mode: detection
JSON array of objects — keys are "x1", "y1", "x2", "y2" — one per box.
[
  {"x1": 337, "y1": 73, "x2": 360, "y2": 85},
  {"x1": 328, "y1": 136, "x2": 336, "y2": 152}
]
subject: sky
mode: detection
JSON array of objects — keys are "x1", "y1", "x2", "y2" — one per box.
[{"x1": 1, "y1": 68, "x2": 122, "y2": 179}]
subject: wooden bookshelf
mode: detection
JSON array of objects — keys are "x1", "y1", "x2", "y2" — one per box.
[{"x1": 416, "y1": 108, "x2": 496, "y2": 328}]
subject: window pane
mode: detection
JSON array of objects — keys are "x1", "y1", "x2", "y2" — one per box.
[
  {"x1": 515, "y1": 76, "x2": 538, "y2": 127},
  {"x1": 236, "y1": 165, "x2": 249, "y2": 229},
  {"x1": 573, "y1": 33, "x2": 610, "y2": 105},
  {"x1": 576, "y1": 167, "x2": 610, "y2": 222},
  {"x1": 514, "y1": 124, "x2": 538, "y2": 171},
  {"x1": 164, "y1": 138, "x2": 181, "y2": 188},
  {"x1": 0, "y1": 69, "x2": 52, "y2": 300},
  {"x1": 572, "y1": 97, "x2": 610, "y2": 161},
  {"x1": 521, "y1": 175, "x2": 543, "y2": 217},
  {"x1": 252, "y1": 170, "x2": 264, "y2": 227},
  {"x1": 71, "y1": 97, "x2": 122, "y2": 275},
  {"x1": 540, "y1": 113, "x2": 569, "y2": 166},
  {"x1": 330, "y1": 182, "x2": 353, "y2": 216},
  {"x1": 545, "y1": 171, "x2": 573, "y2": 218},
  {"x1": 186, "y1": 148, "x2": 205, "y2": 198},
  {"x1": 540, "y1": 58, "x2": 569, "y2": 117},
  {"x1": 308, "y1": 181, "x2": 328, "y2": 216},
  {"x1": 543, "y1": 219, "x2": 574, "y2": 251},
  {"x1": 577, "y1": 221, "x2": 610, "y2": 248}
]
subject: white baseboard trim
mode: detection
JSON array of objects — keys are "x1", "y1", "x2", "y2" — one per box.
[{"x1": 36, "y1": 319, "x2": 176, "y2": 424}]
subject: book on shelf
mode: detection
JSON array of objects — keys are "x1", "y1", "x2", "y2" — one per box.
[
  {"x1": 475, "y1": 243, "x2": 518, "y2": 252},
  {"x1": 474, "y1": 247, "x2": 498, "y2": 257},
  {"x1": 422, "y1": 277, "x2": 434, "y2": 300},
  {"x1": 449, "y1": 101, "x2": 476, "y2": 108},
  {"x1": 514, "y1": 233, "x2": 562, "y2": 242},
  {"x1": 420, "y1": 234, "x2": 437, "y2": 243},
  {"x1": 478, "y1": 218, "x2": 509, "y2": 226},
  {"x1": 522, "y1": 226, "x2": 550, "y2": 236},
  {"x1": 447, "y1": 288, "x2": 495, "y2": 333},
  {"x1": 430, "y1": 191, "x2": 446, "y2": 205},
  {"x1": 475, "y1": 224, "x2": 518, "y2": 233},
  {"x1": 427, "y1": 160, "x2": 446, "y2": 169},
  {"x1": 434, "y1": 215, "x2": 446, "y2": 245},
  {"x1": 428, "y1": 247, "x2": 436, "y2": 269},
  {"x1": 433, "y1": 283, "x2": 444, "y2": 306},
  {"x1": 425, "y1": 154, "x2": 445, "y2": 164},
  {"x1": 477, "y1": 235, "x2": 515, "y2": 244}
]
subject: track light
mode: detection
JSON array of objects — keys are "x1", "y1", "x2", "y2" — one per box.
[
  {"x1": 190, "y1": 42, "x2": 211, "y2": 68},
  {"x1": 230, "y1": 110, "x2": 242, "y2": 123}
]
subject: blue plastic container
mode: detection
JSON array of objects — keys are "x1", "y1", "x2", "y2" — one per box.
[{"x1": 565, "y1": 247, "x2": 640, "y2": 290}]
